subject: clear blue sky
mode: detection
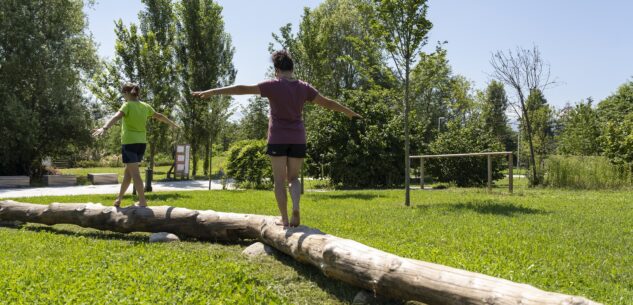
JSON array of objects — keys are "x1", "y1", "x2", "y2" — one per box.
[{"x1": 85, "y1": 0, "x2": 633, "y2": 119}]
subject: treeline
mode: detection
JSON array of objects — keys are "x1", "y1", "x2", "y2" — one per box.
[{"x1": 1, "y1": 0, "x2": 631, "y2": 190}]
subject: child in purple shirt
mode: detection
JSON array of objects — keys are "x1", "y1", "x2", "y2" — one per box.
[{"x1": 193, "y1": 50, "x2": 360, "y2": 227}]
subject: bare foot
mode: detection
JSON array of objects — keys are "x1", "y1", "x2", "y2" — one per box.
[
  {"x1": 274, "y1": 217, "x2": 289, "y2": 227},
  {"x1": 113, "y1": 199, "x2": 121, "y2": 208},
  {"x1": 134, "y1": 201, "x2": 148, "y2": 207},
  {"x1": 290, "y1": 210, "x2": 300, "y2": 227}
]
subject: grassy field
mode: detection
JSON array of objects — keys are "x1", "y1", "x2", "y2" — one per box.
[{"x1": 1, "y1": 187, "x2": 631, "y2": 304}]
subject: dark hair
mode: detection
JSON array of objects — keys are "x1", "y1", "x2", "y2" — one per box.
[
  {"x1": 272, "y1": 50, "x2": 294, "y2": 72},
  {"x1": 121, "y1": 82, "x2": 140, "y2": 96}
]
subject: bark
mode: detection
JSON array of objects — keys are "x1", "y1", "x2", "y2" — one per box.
[{"x1": 0, "y1": 200, "x2": 601, "y2": 305}]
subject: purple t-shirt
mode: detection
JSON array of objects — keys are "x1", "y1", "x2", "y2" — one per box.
[{"x1": 258, "y1": 78, "x2": 318, "y2": 144}]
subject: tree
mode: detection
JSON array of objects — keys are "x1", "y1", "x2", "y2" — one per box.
[
  {"x1": 557, "y1": 99, "x2": 601, "y2": 156},
  {"x1": 0, "y1": 0, "x2": 98, "y2": 175},
  {"x1": 409, "y1": 47, "x2": 453, "y2": 146},
  {"x1": 490, "y1": 46, "x2": 555, "y2": 185},
  {"x1": 523, "y1": 89, "x2": 555, "y2": 181},
  {"x1": 89, "y1": 0, "x2": 179, "y2": 171},
  {"x1": 306, "y1": 89, "x2": 415, "y2": 188},
  {"x1": 175, "y1": 0, "x2": 236, "y2": 176},
  {"x1": 369, "y1": 0, "x2": 433, "y2": 205},
  {"x1": 481, "y1": 80, "x2": 511, "y2": 148},
  {"x1": 596, "y1": 81, "x2": 633, "y2": 123},
  {"x1": 271, "y1": 0, "x2": 393, "y2": 99},
  {"x1": 237, "y1": 97, "x2": 269, "y2": 140}
]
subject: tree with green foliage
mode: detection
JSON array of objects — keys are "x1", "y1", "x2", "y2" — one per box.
[
  {"x1": 237, "y1": 97, "x2": 269, "y2": 141},
  {"x1": 369, "y1": 0, "x2": 433, "y2": 205},
  {"x1": 306, "y1": 89, "x2": 415, "y2": 188},
  {"x1": 557, "y1": 99, "x2": 602, "y2": 156},
  {"x1": 409, "y1": 47, "x2": 453, "y2": 144},
  {"x1": 481, "y1": 81, "x2": 511, "y2": 148},
  {"x1": 89, "y1": 0, "x2": 179, "y2": 171},
  {"x1": 271, "y1": 0, "x2": 393, "y2": 99},
  {"x1": 523, "y1": 89, "x2": 555, "y2": 182},
  {"x1": 596, "y1": 81, "x2": 633, "y2": 123},
  {"x1": 0, "y1": 0, "x2": 98, "y2": 175},
  {"x1": 175, "y1": 0, "x2": 236, "y2": 176}
]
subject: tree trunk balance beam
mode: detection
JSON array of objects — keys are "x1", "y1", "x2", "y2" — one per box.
[{"x1": 0, "y1": 200, "x2": 600, "y2": 305}]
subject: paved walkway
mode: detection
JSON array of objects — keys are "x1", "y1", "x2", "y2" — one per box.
[{"x1": 0, "y1": 180, "x2": 234, "y2": 199}]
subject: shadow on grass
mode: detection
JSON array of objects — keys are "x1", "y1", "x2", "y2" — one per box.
[
  {"x1": 23, "y1": 225, "x2": 151, "y2": 243},
  {"x1": 306, "y1": 192, "x2": 385, "y2": 201},
  {"x1": 416, "y1": 200, "x2": 548, "y2": 217},
  {"x1": 20, "y1": 223, "x2": 255, "y2": 246},
  {"x1": 144, "y1": 193, "x2": 191, "y2": 202}
]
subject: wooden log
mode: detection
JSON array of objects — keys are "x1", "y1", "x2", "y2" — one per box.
[{"x1": 0, "y1": 200, "x2": 601, "y2": 305}]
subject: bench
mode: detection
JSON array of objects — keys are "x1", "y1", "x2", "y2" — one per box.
[
  {"x1": 0, "y1": 176, "x2": 30, "y2": 188},
  {"x1": 43, "y1": 175, "x2": 77, "y2": 186},
  {"x1": 87, "y1": 173, "x2": 118, "y2": 185}
]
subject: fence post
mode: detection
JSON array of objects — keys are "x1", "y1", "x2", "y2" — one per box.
[
  {"x1": 508, "y1": 153, "x2": 514, "y2": 194},
  {"x1": 420, "y1": 158, "x2": 424, "y2": 190},
  {"x1": 487, "y1": 154, "x2": 492, "y2": 192}
]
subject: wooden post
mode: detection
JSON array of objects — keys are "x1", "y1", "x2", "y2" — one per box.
[
  {"x1": 508, "y1": 153, "x2": 514, "y2": 194},
  {"x1": 420, "y1": 158, "x2": 425, "y2": 190},
  {"x1": 487, "y1": 154, "x2": 492, "y2": 192}
]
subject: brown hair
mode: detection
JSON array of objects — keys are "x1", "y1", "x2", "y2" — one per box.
[
  {"x1": 121, "y1": 82, "x2": 140, "y2": 97},
  {"x1": 272, "y1": 50, "x2": 294, "y2": 72}
]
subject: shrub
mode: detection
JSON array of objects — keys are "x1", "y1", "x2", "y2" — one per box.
[
  {"x1": 226, "y1": 140, "x2": 272, "y2": 189},
  {"x1": 428, "y1": 121, "x2": 505, "y2": 187},
  {"x1": 544, "y1": 155, "x2": 632, "y2": 189}
]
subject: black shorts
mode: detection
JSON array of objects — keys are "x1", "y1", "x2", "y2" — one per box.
[
  {"x1": 121, "y1": 143, "x2": 147, "y2": 164},
  {"x1": 266, "y1": 144, "x2": 307, "y2": 158}
]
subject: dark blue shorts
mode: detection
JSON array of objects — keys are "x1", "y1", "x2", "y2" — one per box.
[
  {"x1": 121, "y1": 143, "x2": 147, "y2": 164},
  {"x1": 266, "y1": 144, "x2": 307, "y2": 158}
]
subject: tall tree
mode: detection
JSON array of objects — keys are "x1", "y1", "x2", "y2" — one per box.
[
  {"x1": 523, "y1": 89, "x2": 555, "y2": 181},
  {"x1": 89, "y1": 0, "x2": 179, "y2": 171},
  {"x1": 369, "y1": 0, "x2": 433, "y2": 206},
  {"x1": 175, "y1": 0, "x2": 236, "y2": 176},
  {"x1": 481, "y1": 80, "x2": 511, "y2": 148},
  {"x1": 0, "y1": 0, "x2": 98, "y2": 175},
  {"x1": 490, "y1": 46, "x2": 555, "y2": 185},
  {"x1": 238, "y1": 97, "x2": 269, "y2": 141},
  {"x1": 409, "y1": 47, "x2": 453, "y2": 145},
  {"x1": 557, "y1": 99, "x2": 601, "y2": 156}
]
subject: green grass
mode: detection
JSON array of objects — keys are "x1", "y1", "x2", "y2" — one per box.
[{"x1": 1, "y1": 188, "x2": 631, "y2": 304}]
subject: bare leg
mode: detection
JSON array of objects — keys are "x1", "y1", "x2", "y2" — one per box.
[
  {"x1": 115, "y1": 165, "x2": 132, "y2": 207},
  {"x1": 287, "y1": 157, "x2": 304, "y2": 227},
  {"x1": 270, "y1": 156, "x2": 289, "y2": 226},
  {"x1": 127, "y1": 162, "x2": 147, "y2": 207}
]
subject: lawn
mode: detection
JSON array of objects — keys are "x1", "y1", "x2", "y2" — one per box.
[{"x1": 1, "y1": 187, "x2": 631, "y2": 304}]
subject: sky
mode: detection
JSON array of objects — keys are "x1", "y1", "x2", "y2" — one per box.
[{"x1": 85, "y1": 0, "x2": 633, "y2": 120}]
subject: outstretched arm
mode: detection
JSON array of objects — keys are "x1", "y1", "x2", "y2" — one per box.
[
  {"x1": 152, "y1": 112, "x2": 179, "y2": 128},
  {"x1": 191, "y1": 85, "x2": 260, "y2": 98},
  {"x1": 92, "y1": 111, "x2": 124, "y2": 137},
  {"x1": 312, "y1": 94, "x2": 361, "y2": 119}
]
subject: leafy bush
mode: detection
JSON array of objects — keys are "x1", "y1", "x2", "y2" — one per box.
[
  {"x1": 428, "y1": 120, "x2": 505, "y2": 187},
  {"x1": 544, "y1": 155, "x2": 632, "y2": 189},
  {"x1": 75, "y1": 155, "x2": 124, "y2": 168},
  {"x1": 306, "y1": 89, "x2": 422, "y2": 188},
  {"x1": 226, "y1": 140, "x2": 272, "y2": 189}
]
